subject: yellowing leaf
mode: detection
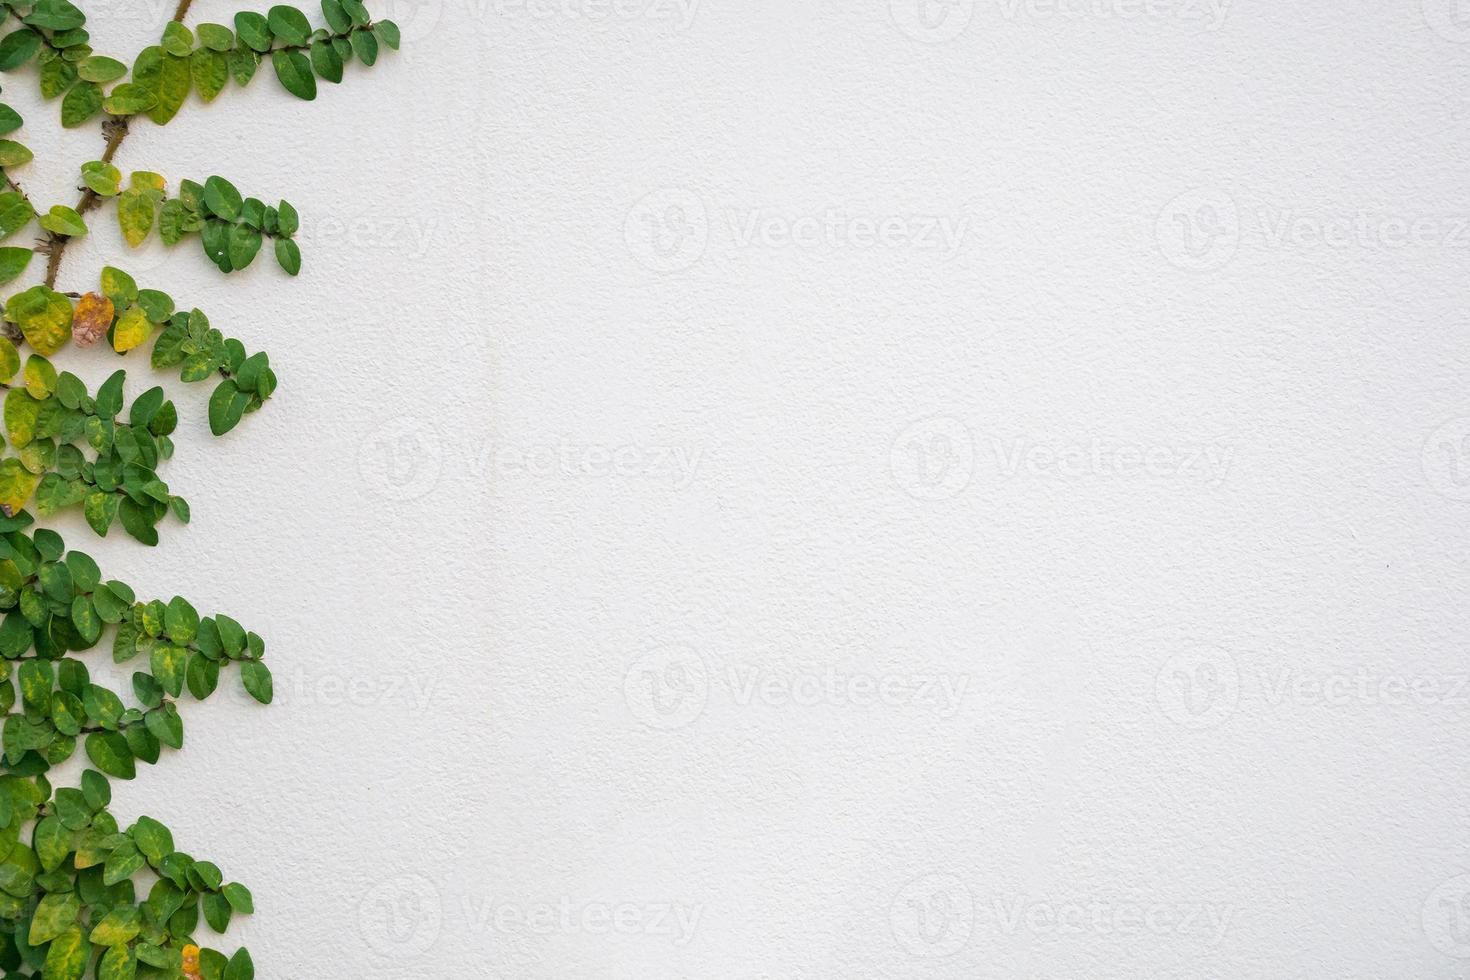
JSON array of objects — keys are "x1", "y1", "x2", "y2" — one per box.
[
  {"x1": 116, "y1": 189, "x2": 155, "y2": 248},
  {"x1": 0, "y1": 338, "x2": 17, "y2": 382},
  {"x1": 112, "y1": 306, "x2": 151, "y2": 353},
  {"x1": 5, "y1": 284, "x2": 72, "y2": 355},
  {"x1": 0, "y1": 458, "x2": 40, "y2": 517},
  {"x1": 72, "y1": 291, "x2": 113, "y2": 348}
]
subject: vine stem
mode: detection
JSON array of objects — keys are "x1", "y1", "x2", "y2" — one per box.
[{"x1": 41, "y1": 0, "x2": 196, "y2": 290}]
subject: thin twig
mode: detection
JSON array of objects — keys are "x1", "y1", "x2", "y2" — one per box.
[{"x1": 42, "y1": 0, "x2": 195, "y2": 289}]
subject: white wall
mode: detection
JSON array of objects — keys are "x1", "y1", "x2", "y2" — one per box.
[{"x1": 13, "y1": 0, "x2": 1470, "y2": 977}]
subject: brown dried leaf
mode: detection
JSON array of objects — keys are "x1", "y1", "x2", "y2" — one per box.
[{"x1": 71, "y1": 291, "x2": 113, "y2": 348}]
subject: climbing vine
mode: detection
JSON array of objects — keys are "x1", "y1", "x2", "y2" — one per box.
[{"x1": 0, "y1": 1, "x2": 399, "y2": 977}]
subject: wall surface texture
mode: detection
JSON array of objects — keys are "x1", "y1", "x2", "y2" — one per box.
[{"x1": 12, "y1": 0, "x2": 1470, "y2": 977}]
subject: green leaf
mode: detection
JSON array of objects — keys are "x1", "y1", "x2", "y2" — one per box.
[
  {"x1": 375, "y1": 19, "x2": 402, "y2": 50},
  {"x1": 0, "y1": 139, "x2": 31, "y2": 167},
  {"x1": 84, "y1": 731, "x2": 134, "y2": 779},
  {"x1": 80, "y1": 160, "x2": 121, "y2": 197},
  {"x1": 322, "y1": 0, "x2": 352, "y2": 33},
  {"x1": 272, "y1": 48, "x2": 316, "y2": 100},
  {"x1": 0, "y1": 30, "x2": 41, "y2": 72},
  {"x1": 227, "y1": 223, "x2": 262, "y2": 269},
  {"x1": 274, "y1": 237, "x2": 301, "y2": 276},
  {"x1": 84, "y1": 490, "x2": 117, "y2": 537},
  {"x1": 208, "y1": 380, "x2": 248, "y2": 436},
  {"x1": 185, "y1": 653, "x2": 219, "y2": 700},
  {"x1": 0, "y1": 104, "x2": 19, "y2": 135},
  {"x1": 198, "y1": 23, "x2": 235, "y2": 51},
  {"x1": 350, "y1": 27, "x2": 379, "y2": 66},
  {"x1": 224, "y1": 947, "x2": 254, "y2": 980},
  {"x1": 223, "y1": 881, "x2": 254, "y2": 913},
  {"x1": 202, "y1": 175, "x2": 241, "y2": 221},
  {"x1": 130, "y1": 815, "x2": 172, "y2": 863},
  {"x1": 78, "y1": 55, "x2": 127, "y2": 83},
  {"x1": 203, "y1": 890, "x2": 232, "y2": 932},
  {"x1": 146, "y1": 52, "x2": 191, "y2": 125},
  {"x1": 234, "y1": 11, "x2": 272, "y2": 52},
  {"x1": 39, "y1": 56, "x2": 77, "y2": 98},
  {"x1": 310, "y1": 39, "x2": 343, "y2": 83},
  {"x1": 240, "y1": 660, "x2": 272, "y2": 704},
  {"x1": 60, "y1": 80, "x2": 102, "y2": 127},
  {"x1": 268, "y1": 5, "x2": 312, "y2": 45},
  {"x1": 33, "y1": 816, "x2": 69, "y2": 871},
  {"x1": 37, "y1": 205, "x2": 84, "y2": 237},
  {"x1": 82, "y1": 769, "x2": 110, "y2": 808},
  {"x1": 23, "y1": 1, "x2": 85, "y2": 30},
  {"x1": 102, "y1": 838, "x2": 143, "y2": 884},
  {"x1": 161, "y1": 21, "x2": 193, "y2": 57},
  {"x1": 101, "y1": 266, "x2": 137, "y2": 306},
  {"x1": 0, "y1": 247, "x2": 31, "y2": 285},
  {"x1": 101, "y1": 82, "x2": 157, "y2": 116},
  {"x1": 149, "y1": 645, "x2": 185, "y2": 697},
  {"x1": 27, "y1": 892, "x2": 79, "y2": 945},
  {"x1": 191, "y1": 46, "x2": 228, "y2": 102},
  {"x1": 228, "y1": 45, "x2": 259, "y2": 86},
  {"x1": 0, "y1": 190, "x2": 31, "y2": 242}
]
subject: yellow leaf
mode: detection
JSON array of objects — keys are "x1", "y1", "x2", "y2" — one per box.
[
  {"x1": 0, "y1": 338, "x2": 17, "y2": 382},
  {"x1": 72, "y1": 292, "x2": 113, "y2": 348},
  {"x1": 112, "y1": 306, "x2": 151, "y2": 353},
  {"x1": 0, "y1": 458, "x2": 40, "y2": 517},
  {"x1": 116, "y1": 189, "x2": 155, "y2": 248},
  {"x1": 4, "y1": 285, "x2": 72, "y2": 356}
]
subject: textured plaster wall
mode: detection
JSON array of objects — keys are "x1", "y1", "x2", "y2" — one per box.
[{"x1": 14, "y1": 0, "x2": 1470, "y2": 977}]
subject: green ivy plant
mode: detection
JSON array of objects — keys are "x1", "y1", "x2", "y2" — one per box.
[{"x1": 0, "y1": 1, "x2": 398, "y2": 976}]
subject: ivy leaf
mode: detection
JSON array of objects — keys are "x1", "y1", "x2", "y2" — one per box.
[
  {"x1": 272, "y1": 49, "x2": 317, "y2": 100},
  {"x1": 351, "y1": 27, "x2": 379, "y2": 66},
  {"x1": 78, "y1": 55, "x2": 127, "y2": 83},
  {"x1": 71, "y1": 291, "x2": 113, "y2": 348},
  {"x1": 227, "y1": 223, "x2": 262, "y2": 269},
  {"x1": 267, "y1": 5, "x2": 312, "y2": 45},
  {"x1": 202, "y1": 176, "x2": 241, "y2": 221},
  {"x1": 37, "y1": 205, "x2": 85, "y2": 237},
  {"x1": 101, "y1": 82, "x2": 157, "y2": 116},
  {"x1": 0, "y1": 190, "x2": 33, "y2": 239},
  {"x1": 0, "y1": 246, "x2": 31, "y2": 285},
  {"x1": 0, "y1": 30, "x2": 41, "y2": 72},
  {"x1": 275, "y1": 237, "x2": 302, "y2": 275},
  {"x1": 23, "y1": 0, "x2": 85, "y2": 30},
  {"x1": 208, "y1": 380, "x2": 248, "y2": 436},
  {"x1": 116, "y1": 188, "x2": 156, "y2": 246},
  {"x1": 311, "y1": 39, "x2": 343, "y2": 83},
  {"x1": 112, "y1": 306, "x2": 151, "y2": 353},
  {"x1": 81, "y1": 160, "x2": 121, "y2": 196},
  {"x1": 161, "y1": 21, "x2": 193, "y2": 57},
  {"x1": 0, "y1": 139, "x2": 30, "y2": 167},
  {"x1": 375, "y1": 20, "x2": 402, "y2": 50},
  {"x1": 41, "y1": 924, "x2": 86, "y2": 980},
  {"x1": 85, "y1": 730, "x2": 134, "y2": 779},
  {"x1": 33, "y1": 816, "x2": 69, "y2": 871},
  {"x1": 147, "y1": 53, "x2": 191, "y2": 125},
  {"x1": 7, "y1": 285, "x2": 73, "y2": 354},
  {"x1": 192, "y1": 47, "x2": 228, "y2": 102},
  {"x1": 224, "y1": 948, "x2": 254, "y2": 980},
  {"x1": 60, "y1": 80, "x2": 102, "y2": 127},
  {"x1": 97, "y1": 944, "x2": 136, "y2": 980},
  {"x1": 0, "y1": 459, "x2": 38, "y2": 517},
  {"x1": 130, "y1": 815, "x2": 172, "y2": 863},
  {"x1": 27, "y1": 892, "x2": 79, "y2": 945},
  {"x1": 240, "y1": 661, "x2": 272, "y2": 704},
  {"x1": 88, "y1": 906, "x2": 141, "y2": 946}
]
